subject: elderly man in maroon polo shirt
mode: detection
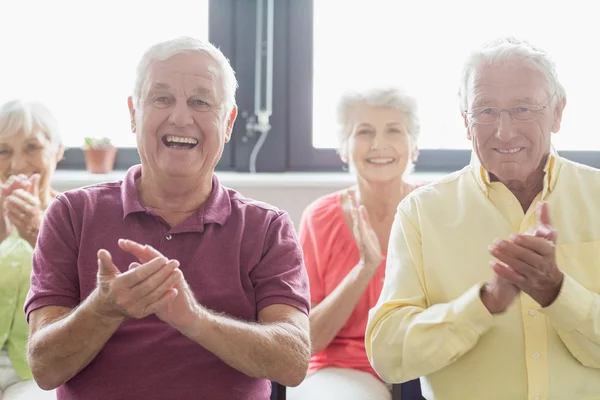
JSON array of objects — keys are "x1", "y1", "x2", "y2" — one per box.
[{"x1": 23, "y1": 36, "x2": 311, "y2": 400}]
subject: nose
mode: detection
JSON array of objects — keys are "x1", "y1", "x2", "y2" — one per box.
[
  {"x1": 370, "y1": 132, "x2": 388, "y2": 150},
  {"x1": 495, "y1": 112, "x2": 518, "y2": 142},
  {"x1": 168, "y1": 100, "x2": 194, "y2": 127},
  {"x1": 10, "y1": 155, "x2": 28, "y2": 175}
]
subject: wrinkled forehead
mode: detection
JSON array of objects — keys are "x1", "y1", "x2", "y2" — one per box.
[
  {"x1": 143, "y1": 52, "x2": 223, "y2": 98},
  {"x1": 468, "y1": 61, "x2": 550, "y2": 107}
]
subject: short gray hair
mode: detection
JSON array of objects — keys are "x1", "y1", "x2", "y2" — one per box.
[
  {"x1": 336, "y1": 87, "x2": 420, "y2": 148},
  {"x1": 0, "y1": 100, "x2": 62, "y2": 147},
  {"x1": 132, "y1": 36, "x2": 238, "y2": 113},
  {"x1": 458, "y1": 37, "x2": 566, "y2": 111}
]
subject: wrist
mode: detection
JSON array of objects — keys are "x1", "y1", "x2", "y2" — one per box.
[
  {"x1": 480, "y1": 284, "x2": 504, "y2": 315},
  {"x1": 175, "y1": 303, "x2": 207, "y2": 337},
  {"x1": 536, "y1": 272, "x2": 564, "y2": 308},
  {"x1": 87, "y1": 290, "x2": 125, "y2": 325}
]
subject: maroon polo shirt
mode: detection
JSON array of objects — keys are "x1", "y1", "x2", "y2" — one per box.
[{"x1": 24, "y1": 165, "x2": 310, "y2": 400}]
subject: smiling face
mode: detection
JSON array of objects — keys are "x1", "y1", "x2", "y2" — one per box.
[
  {"x1": 129, "y1": 51, "x2": 237, "y2": 181},
  {"x1": 341, "y1": 105, "x2": 417, "y2": 183},
  {"x1": 463, "y1": 60, "x2": 565, "y2": 185},
  {"x1": 0, "y1": 129, "x2": 63, "y2": 196}
]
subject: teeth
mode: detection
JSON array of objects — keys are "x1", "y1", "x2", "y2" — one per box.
[
  {"x1": 497, "y1": 148, "x2": 522, "y2": 154},
  {"x1": 165, "y1": 135, "x2": 198, "y2": 145},
  {"x1": 367, "y1": 158, "x2": 394, "y2": 164}
]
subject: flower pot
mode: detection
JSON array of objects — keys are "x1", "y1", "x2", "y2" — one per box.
[{"x1": 83, "y1": 147, "x2": 117, "y2": 174}]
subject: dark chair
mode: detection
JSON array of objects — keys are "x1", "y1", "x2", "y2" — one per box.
[
  {"x1": 400, "y1": 379, "x2": 425, "y2": 400},
  {"x1": 270, "y1": 381, "x2": 286, "y2": 400},
  {"x1": 271, "y1": 380, "x2": 423, "y2": 400}
]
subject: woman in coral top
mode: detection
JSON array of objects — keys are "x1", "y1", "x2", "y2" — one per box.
[{"x1": 287, "y1": 88, "x2": 422, "y2": 400}]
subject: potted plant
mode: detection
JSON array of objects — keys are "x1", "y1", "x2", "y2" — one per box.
[{"x1": 83, "y1": 137, "x2": 117, "y2": 174}]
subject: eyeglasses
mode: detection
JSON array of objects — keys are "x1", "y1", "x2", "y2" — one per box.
[{"x1": 465, "y1": 94, "x2": 556, "y2": 125}]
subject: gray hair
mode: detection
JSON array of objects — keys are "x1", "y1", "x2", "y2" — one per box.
[
  {"x1": 132, "y1": 36, "x2": 238, "y2": 113},
  {"x1": 336, "y1": 87, "x2": 420, "y2": 148},
  {"x1": 458, "y1": 37, "x2": 566, "y2": 111},
  {"x1": 0, "y1": 100, "x2": 62, "y2": 147}
]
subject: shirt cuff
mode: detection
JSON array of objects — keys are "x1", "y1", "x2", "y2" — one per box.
[
  {"x1": 452, "y1": 282, "x2": 495, "y2": 343},
  {"x1": 539, "y1": 272, "x2": 594, "y2": 331}
]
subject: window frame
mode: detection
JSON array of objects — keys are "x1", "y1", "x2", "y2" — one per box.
[
  {"x1": 57, "y1": 0, "x2": 600, "y2": 173},
  {"x1": 285, "y1": 0, "x2": 600, "y2": 172}
]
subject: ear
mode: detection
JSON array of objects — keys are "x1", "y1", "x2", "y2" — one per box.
[
  {"x1": 412, "y1": 146, "x2": 420, "y2": 163},
  {"x1": 338, "y1": 139, "x2": 349, "y2": 164},
  {"x1": 224, "y1": 106, "x2": 238, "y2": 143},
  {"x1": 462, "y1": 112, "x2": 473, "y2": 140},
  {"x1": 127, "y1": 97, "x2": 137, "y2": 133},
  {"x1": 551, "y1": 96, "x2": 567, "y2": 133},
  {"x1": 55, "y1": 145, "x2": 65, "y2": 163}
]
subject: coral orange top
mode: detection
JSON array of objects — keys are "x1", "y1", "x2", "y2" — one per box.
[{"x1": 298, "y1": 191, "x2": 387, "y2": 378}]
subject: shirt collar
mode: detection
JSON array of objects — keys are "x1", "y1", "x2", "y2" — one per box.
[
  {"x1": 120, "y1": 165, "x2": 232, "y2": 231},
  {"x1": 470, "y1": 146, "x2": 561, "y2": 198}
]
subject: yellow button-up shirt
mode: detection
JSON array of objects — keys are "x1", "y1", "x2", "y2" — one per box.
[
  {"x1": 366, "y1": 151, "x2": 600, "y2": 400},
  {"x1": 0, "y1": 232, "x2": 34, "y2": 379}
]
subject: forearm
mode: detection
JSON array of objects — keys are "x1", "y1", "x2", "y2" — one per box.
[
  {"x1": 366, "y1": 283, "x2": 494, "y2": 383},
  {"x1": 310, "y1": 263, "x2": 374, "y2": 353},
  {"x1": 28, "y1": 290, "x2": 123, "y2": 389},
  {"x1": 179, "y1": 308, "x2": 310, "y2": 387}
]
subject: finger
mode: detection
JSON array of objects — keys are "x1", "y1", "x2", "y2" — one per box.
[
  {"x1": 511, "y1": 234, "x2": 556, "y2": 257},
  {"x1": 536, "y1": 201, "x2": 552, "y2": 227},
  {"x1": 535, "y1": 202, "x2": 557, "y2": 243},
  {"x1": 5, "y1": 192, "x2": 32, "y2": 211},
  {"x1": 117, "y1": 255, "x2": 171, "y2": 288},
  {"x1": 143, "y1": 288, "x2": 178, "y2": 315},
  {"x1": 9, "y1": 188, "x2": 38, "y2": 206},
  {"x1": 119, "y1": 238, "x2": 163, "y2": 264},
  {"x1": 29, "y1": 174, "x2": 40, "y2": 197},
  {"x1": 490, "y1": 261, "x2": 525, "y2": 284},
  {"x1": 136, "y1": 268, "x2": 182, "y2": 309},
  {"x1": 488, "y1": 244, "x2": 537, "y2": 278},
  {"x1": 6, "y1": 205, "x2": 28, "y2": 225},
  {"x1": 359, "y1": 206, "x2": 372, "y2": 229},
  {"x1": 127, "y1": 259, "x2": 180, "y2": 300},
  {"x1": 129, "y1": 262, "x2": 142, "y2": 270},
  {"x1": 495, "y1": 238, "x2": 546, "y2": 268},
  {"x1": 97, "y1": 249, "x2": 121, "y2": 277}
]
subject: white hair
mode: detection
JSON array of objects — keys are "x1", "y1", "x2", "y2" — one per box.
[
  {"x1": 336, "y1": 87, "x2": 420, "y2": 149},
  {"x1": 458, "y1": 37, "x2": 566, "y2": 111},
  {"x1": 0, "y1": 100, "x2": 62, "y2": 148},
  {"x1": 132, "y1": 36, "x2": 238, "y2": 113}
]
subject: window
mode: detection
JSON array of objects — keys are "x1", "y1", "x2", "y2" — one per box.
[
  {"x1": 312, "y1": 0, "x2": 600, "y2": 152},
  {"x1": 0, "y1": 0, "x2": 209, "y2": 149},
  {"x1": 288, "y1": 0, "x2": 600, "y2": 171}
]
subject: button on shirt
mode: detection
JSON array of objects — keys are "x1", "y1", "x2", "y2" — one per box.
[{"x1": 366, "y1": 150, "x2": 600, "y2": 400}]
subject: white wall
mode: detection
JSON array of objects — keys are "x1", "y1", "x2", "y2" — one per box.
[{"x1": 52, "y1": 170, "x2": 443, "y2": 229}]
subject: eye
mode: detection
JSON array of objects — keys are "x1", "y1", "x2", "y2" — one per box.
[
  {"x1": 154, "y1": 96, "x2": 173, "y2": 105},
  {"x1": 189, "y1": 99, "x2": 209, "y2": 108},
  {"x1": 515, "y1": 107, "x2": 531, "y2": 113},
  {"x1": 0, "y1": 149, "x2": 11, "y2": 156},
  {"x1": 356, "y1": 129, "x2": 373, "y2": 135},
  {"x1": 388, "y1": 128, "x2": 403, "y2": 134},
  {"x1": 480, "y1": 108, "x2": 495, "y2": 115},
  {"x1": 25, "y1": 143, "x2": 41, "y2": 152}
]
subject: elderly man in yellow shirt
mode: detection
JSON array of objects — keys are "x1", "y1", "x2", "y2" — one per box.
[{"x1": 365, "y1": 37, "x2": 600, "y2": 400}]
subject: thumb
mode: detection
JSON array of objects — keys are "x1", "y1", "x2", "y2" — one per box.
[
  {"x1": 97, "y1": 249, "x2": 120, "y2": 276},
  {"x1": 29, "y1": 174, "x2": 40, "y2": 197},
  {"x1": 536, "y1": 201, "x2": 552, "y2": 228}
]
